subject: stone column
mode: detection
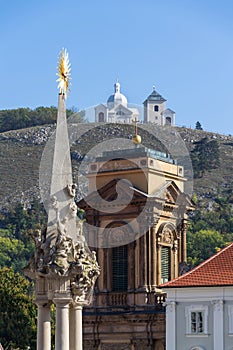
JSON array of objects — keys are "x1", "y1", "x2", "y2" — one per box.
[
  {"x1": 212, "y1": 299, "x2": 224, "y2": 350},
  {"x1": 140, "y1": 233, "x2": 147, "y2": 288},
  {"x1": 147, "y1": 228, "x2": 151, "y2": 288},
  {"x1": 70, "y1": 303, "x2": 83, "y2": 350},
  {"x1": 173, "y1": 240, "x2": 178, "y2": 278},
  {"x1": 157, "y1": 243, "x2": 162, "y2": 285},
  {"x1": 165, "y1": 301, "x2": 176, "y2": 350},
  {"x1": 135, "y1": 235, "x2": 140, "y2": 289},
  {"x1": 181, "y1": 220, "x2": 188, "y2": 262},
  {"x1": 54, "y1": 298, "x2": 71, "y2": 350},
  {"x1": 151, "y1": 226, "x2": 157, "y2": 287},
  {"x1": 98, "y1": 248, "x2": 104, "y2": 291},
  {"x1": 128, "y1": 242, "x2": 135, "y2": 290},
  {"x1": 36, "y1": 300, "x2": 51, "y2": 350}
]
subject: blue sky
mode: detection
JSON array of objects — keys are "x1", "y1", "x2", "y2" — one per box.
[{"x1": 1, "y1": 0, "x2": 233, "y2": 134}]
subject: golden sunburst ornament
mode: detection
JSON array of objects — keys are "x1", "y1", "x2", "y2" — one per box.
[{"x1": 56, "y1": 48, "x2": 71, "y2": 97}]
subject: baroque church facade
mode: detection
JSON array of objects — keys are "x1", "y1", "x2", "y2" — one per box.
[
  {"x1": 95, "y1": 82, "x2": 175, "y2": 126},
  {"x1": 79, "y1": 143, "x2": 194, "y2": 349}
]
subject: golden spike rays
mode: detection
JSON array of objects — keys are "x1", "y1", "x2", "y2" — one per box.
[{"x1": 56, "y1": 48, "x2": 71, "y2": 97}]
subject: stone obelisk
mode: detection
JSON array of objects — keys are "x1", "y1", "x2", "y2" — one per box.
[{"x1": 25, "y1": 49, "x2": 100, "y2": 350}]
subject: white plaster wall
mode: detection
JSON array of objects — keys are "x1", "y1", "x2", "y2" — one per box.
[
  {"x1": 163, "y1": 286, "x2": 233, "y2": 350},
  {"x1": 95, "y1": 105, "x2": 107, "y2": 122},
  {"x1": 144, "y1": 101, "x2": 166, "y2": 124}
]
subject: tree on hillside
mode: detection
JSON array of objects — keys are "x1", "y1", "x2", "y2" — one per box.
[
  {"x1": 0, "y1": 268, "x2": 37, "y2": 349},
  {"x1": 2, "y1": 201, "x2": 47, "y2": 241},
  {"x1": 195, "y1": 121, "x2": 203, "y2": 130},
  {"x1": 0, "y1": 107, "x2": 85, "y2": 133},
  {"x1": 0, "y1": 201, "x2": 47, "y2": 273},
  {"x1": 191, "y1": 137, "x2": 220, "y2": 178},
  {"x1": 188, "y1": 195, "x2": 233, "y2": 235},
  {"x1": 0, "y1": 108, "x2": 32, "y2": 132},
  {"x1": 187, "y1": 229, "x2": 226, "y2": 267},
  {"x1": 0, "y1": 235, "x2": 32, "y2": 272}
]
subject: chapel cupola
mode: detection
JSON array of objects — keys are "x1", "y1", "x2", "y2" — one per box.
[
  {"x1": 107, "y1": 80, "x2": 128, "y2": 109},
  {"x1": 95, "y1": 80, "x2": 139, "y2": 123}
]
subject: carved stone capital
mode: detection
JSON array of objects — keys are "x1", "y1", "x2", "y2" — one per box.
[
  {"x1": 164, "y1": 300, "x2": 176, "y2": 313},
  {"x1": 212, "y1": 299, "x2": 223, "y2": 312}
]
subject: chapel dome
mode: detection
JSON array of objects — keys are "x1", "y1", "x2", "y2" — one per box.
[{"x1": 107, "y1": 81, "x2": 128, "y2": 108}]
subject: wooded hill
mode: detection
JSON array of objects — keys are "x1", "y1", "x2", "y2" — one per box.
[{"x1": 1, "y1": 121, "x2": 233, "y2": 267}]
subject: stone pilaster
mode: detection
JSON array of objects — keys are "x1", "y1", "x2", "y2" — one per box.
[
  {"x1": 212, "y1": 299, "x2": 224, "y2": 350},
  {"x1": 181, "y1": 219, "x2": 188, "y2": 262},
  {"x1": 164, "y1": 301, "x2": 176, "y2": 350},
  {"x1": 151, "y1": 225, "x2": 157, "y2": 288},
  {"x1": 173, "y1": 240, "x2": 178, "y2": 278},
  {"x1": 136, "y1": 218, "x2": 149, "y2": 290},
  {"x1": 97, "y1": 248, "x2": 104, "y2": 291},
  {"x1": 157, "y1": 244, "x2": 161, "y2": 285}
]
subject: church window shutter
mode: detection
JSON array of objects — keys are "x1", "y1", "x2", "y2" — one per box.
[
  {"x1": 112, "y1": 245, "x2": 128, "y2": 291},
  {"x1": 161, "y1": 246, "x2": 171, "y2": 283}
]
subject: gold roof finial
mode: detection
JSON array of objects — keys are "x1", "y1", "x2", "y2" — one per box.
[
  {"x1": 56, "y1": 48, "x2": 71, "y2": 98},
  {"x1": 132, "y1": 117, "x2": 141, "y2": 145}
]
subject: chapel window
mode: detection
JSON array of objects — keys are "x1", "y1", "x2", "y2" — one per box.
[
  {"x1": 154, "y1": 105, "x2": 159, "y2": 112},
  {"x1": 185, "y1": 305, "x2": 208, "y2": 336},
  {"x1": 98, "y1": 112, "x2": 105, "y2": 122},
  {"x1": 191, "y1": 311, "x2": 204, "y2": 334},
  {"x1": 165, "y1": 117, "x2": 172, "y2": 125}
]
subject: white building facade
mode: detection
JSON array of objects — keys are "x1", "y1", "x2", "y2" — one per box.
[
  {"x1": 161, "y1": 243, "x2": 233, "y2": 350},
  {"x1": 95, "y1": 81, "x2": 139, "y2": 123},
  {"x1": 143, "y1": 87, "x2": 175, "y2": 125},
  {"x1": 95, "y1": 82, "x2": 175, "y2": 126}
]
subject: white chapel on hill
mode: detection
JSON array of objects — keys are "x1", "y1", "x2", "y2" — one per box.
[
  {"x1": 95, "y1": 81, "x2": 139, "y2": 123},
  {"x1": 95, "y1": 81, "x2": 175, "y2": 126},
  {"x1": 143, "y1": 87, "x2": 175, "y2": 126}
]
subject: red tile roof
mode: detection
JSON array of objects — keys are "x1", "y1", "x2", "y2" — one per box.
[{"x1": 160, "y1": 242, "x2": 233, "y2": 288}]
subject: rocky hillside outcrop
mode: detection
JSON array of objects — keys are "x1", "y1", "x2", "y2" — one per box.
[{"x1": 1, "y1": 123, "x2": 233, "y2": 209}]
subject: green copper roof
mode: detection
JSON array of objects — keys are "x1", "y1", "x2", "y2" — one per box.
[{"x1": 96, "y1": 147, "x2": 177, "y2": 165}]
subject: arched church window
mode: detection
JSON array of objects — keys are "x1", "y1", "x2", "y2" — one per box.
[
  {"x1": 161, "y1": 246, "x2": 171, "y2": 283},
  {"x1": 98, "y1": 112, "x2": 105, "y2": 122},
  {"x1": 165, "y1": 117, "x2": 172, "y2": 125},
  {"x1": 154, "y1": 105, "x2": 159, "y2": 112},
  {"x1": 158, "y1": 223, "x2": 177, "y2": 284},
  {"x1": 112, "y1": 245, "x2": 128, "y2": 291}
]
